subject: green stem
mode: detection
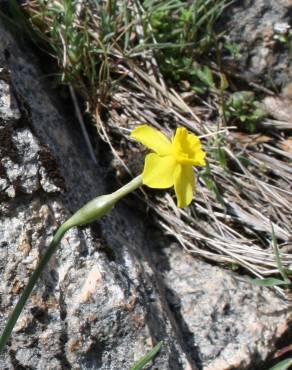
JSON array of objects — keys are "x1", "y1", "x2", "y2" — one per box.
[
  {"x1": 0, "y1": 175, "x2": 143, "y2": 353},
  {"x1": 111, "y1": 175, "x2": 142, "y2": 202},
  {"x1": 64, "y1": 175, "x2": 143, "y2": 228},
  {"x1": 0, "y1": 224, "x2": 69, "y2": 353}
]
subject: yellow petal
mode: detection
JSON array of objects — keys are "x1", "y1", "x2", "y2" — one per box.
[
  {"x1": 173, "y1": 164, "x2": 195, "y2": 207},
  {"x1": 172, "y1": 127, "x2": 188, "y2": 146},
  {"x1": 131, "y1": 125, "x2": 172, "y2": 155},
  {"x1": 142, "y1": 153, "x2": 176, "y2": 188}
]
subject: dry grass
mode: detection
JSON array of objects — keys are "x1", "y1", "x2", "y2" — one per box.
[{"x1": 17, "y1": 0, "x2": 292, "y2": 295}]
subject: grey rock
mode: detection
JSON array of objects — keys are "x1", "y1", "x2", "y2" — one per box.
[
  {"x1": 0, "y1": 77, "x2": 20, "y2": 121},
  {"x1": 161, "y1": 245, "x2": 291, "y2": 370},
  {"x1": 222, "y1": 0, "x2": 292, "y2": 88},
  {"x1": 0, "y1": 10, "x2": 291, "y2": 370},
  {"x1": 261, "y1": 96, "x2": 292, "y2": 122}
]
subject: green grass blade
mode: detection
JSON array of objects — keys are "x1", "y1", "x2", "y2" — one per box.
[
  {"x1": 129, "y1": 341, "x2": 163, "y2": 370},
  {"x1": 252, "y1": 278, "x2": 291, "y2": 287},
  {"x1": 201, "y1": 163, "x2": 225, "y2": 206},
  {"x1": 252, "y1": 224, "x2": 291, "y2": 287},
  {"x1": 144, "y1": 0, "x2": 182, "y2": 14},
  {"x1": 123, "y1": 0, "x2": 130, "y2": 50},
  {"x1": 271, "y1": 224, "x2": 290, "y2": 282},
  {"x1": 268, "y1": 358, "x2": 292, "y2": 370}
]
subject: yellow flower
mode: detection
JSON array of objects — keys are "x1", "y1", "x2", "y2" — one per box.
[{"x1": 131, "y1": 125, "x2": 206, "y2": 207}]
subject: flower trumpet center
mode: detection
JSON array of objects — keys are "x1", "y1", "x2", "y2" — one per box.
[
  {"x1": 171, "y1": 144, "x2": 193, "y2": 164},
  {"x1": 170, "y1": 127, "x2": 206, "y2": 166}
]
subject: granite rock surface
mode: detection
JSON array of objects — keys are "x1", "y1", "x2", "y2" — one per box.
[{"x1": 221, "y1": 0, "x2": 292, "y2": 90}]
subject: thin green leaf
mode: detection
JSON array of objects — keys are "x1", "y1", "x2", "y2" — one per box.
[
  {"x1": 271, "y1": 224, "x2": 290, "y2": 282},
  {"x1": 123, "y1": 0, "x2": 130, "y2": 50},
  {"x1": 196, "y1": 66, "x2": 215, "y2": 88},
  {"x1": 200, "y1": 164, "x2": 225, "y2": 207},
  {"x1": 129, "y1": 341, "x2": 163, "y2": 370},
  {"x1": 252, "y1": 278, "x2": 291, "y2": 287},
  {"x1": 144, "y1": 0, "x2": 183, "y2": 14},
  {"x1": 268, "y1": 358, "x2": 292, "y2": 370}
]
